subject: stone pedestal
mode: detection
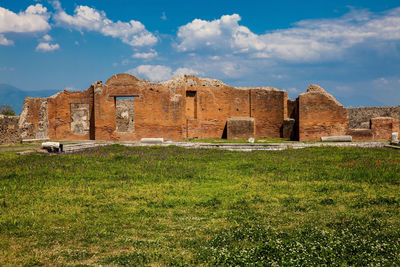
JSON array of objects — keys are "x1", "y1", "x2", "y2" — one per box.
[{"x1": 392, "y1": 132, "x2": 399, "y2": 144}]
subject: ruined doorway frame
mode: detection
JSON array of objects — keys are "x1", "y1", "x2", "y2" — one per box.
[{"x1": 110, "y1": 95, "x2": 139, "y2": 134}]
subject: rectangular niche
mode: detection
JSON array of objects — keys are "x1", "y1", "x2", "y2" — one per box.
[
  {"x1": 185, "y1": 90, "x2": 197, "y2": 119},
  {"x1": 116, "y1": 97, "x2": 135, "y2": 133},
  {"x1": 71, "y1": 103, "x2": 90, "y2": 135}
]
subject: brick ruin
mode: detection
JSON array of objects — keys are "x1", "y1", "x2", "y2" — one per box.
[{"x1": 1, "y1": 73, "x2": 399, "y2": 144}]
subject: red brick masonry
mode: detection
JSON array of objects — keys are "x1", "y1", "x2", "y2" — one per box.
[{"x1": 18, "y1": 74, "x2": 399, "y2": 142}]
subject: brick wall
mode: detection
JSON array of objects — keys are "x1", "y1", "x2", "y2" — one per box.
[
  {"x1": 47, "y1": 87, "x2": 93, "y2": 140},
  {"x1": 299, "y1": 85, "x2": 349, "y2": 141}
]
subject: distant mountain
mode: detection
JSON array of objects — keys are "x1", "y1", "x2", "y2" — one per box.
[{"x1": 0, "y1": 84, "x2": 59, "y2": 115}]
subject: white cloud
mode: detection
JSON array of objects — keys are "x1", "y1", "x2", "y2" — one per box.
[
  {"x1": 0, "y1": 34, "x2": 14, "y2": 46},
  {"x1": 0, "y1": 4, "x2": 50, "y2": 33},
  {"x1": 132, "y1": 50, "x2": 158, "y2": 59},
  {"x1": 0, "y1": 4, "x2": 50, "y2": 45},
  {"x1": 176, "y1": 8, "x2": 400, "y2": 62},
  {"x1": 36, "y1": 42, "x2": 60, "y2": 52},
  {"x1": 53, "y1": 1, "x2": 157, "y2": 47},
  {"x1": 286, "y1": 87, "x2": 299, "y2": 94},
  {"x1": 127, "y1": 65, "x2": 172, "y2": 81},
  {"x1": 42, "y1": 34, "x2": 52, "y2": 41},
  {"x1": 126, "y1": 65, "x2": 202, "y2": 81},
  {"x1": 372, "y1": 77, "x2": 398, "y2": 89},
  {"x1": 173, "y1": 67, "x2": 201, "y2": 76}
]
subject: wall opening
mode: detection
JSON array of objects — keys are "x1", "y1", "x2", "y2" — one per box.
[
  {"x1": 115, "y1": 96, "x2": 135, "y2": 133},
  {"x1": 70, "y1": 103, "x2": 90, "y2": 135},
  {"x1": 186, "y1": 91, "x2": 197, "y2": 119}
]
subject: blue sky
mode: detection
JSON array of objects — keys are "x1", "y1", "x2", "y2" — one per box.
[{"x1": 0, "y1": 0, "x2": 399, "y2": 106}]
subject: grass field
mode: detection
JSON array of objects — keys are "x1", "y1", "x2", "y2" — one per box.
[
  {"x1": 0, "y1": 145, "x2": 399, "y2": 266},
  {"x1": 185, "y1": 138, "x2": 291, "y2": 143}
]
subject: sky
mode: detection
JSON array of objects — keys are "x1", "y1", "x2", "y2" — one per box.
[{"x1": 0, "y1": 0, "x2": 400, "y2": 106}]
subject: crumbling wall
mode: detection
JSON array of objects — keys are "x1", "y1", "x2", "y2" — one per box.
[
  {"x1": 287, "y1": 99, "x2": 298, "y2": 119},
  {"x1": 22, "y1": 73, "x2": 397, "y2": 143},
  {"x1": 251, "y1": 89, "x2": 287, "y2": 138},
  {"x1": 19, "y1": 74, "x2": 289, "y2": 141},
  {"x1": 37, "y1": 100, "x2": 48, "y2": 139},
  {"x1": 47, "y1": 87, "x2": 93, "y2": 140},
  {"x1": 18, "y1": 97, "x2": 48, "y2": 140},
  {"x1": 116, "y1": 99, "x2": 135, "y2": 133},
  {"x1": 94, "y1": 74, "x2": 185, "y2": 141},
  {"x1": 70, "y1": 103, "x2": 90, "y2": 135},
  {"x1": 227, "y1": 117, "x2": 255, "y2": 139},
  {"x1": 346, "y1": 106, "x2": 400, "y2": 129},
  {"x1": 193, "y1": 79, "x2": 251, "y2": 139},
  {"x1": 371, "y1": 117, "x2": 399, "y2": 140},
  {"x1": 299, "y1": 85, "x2": 349, "y2": 141},
  {"x1": 0, "y1": 115, "x2": 20, "y2": 144},
  {"x1": 347, "y1": 116, "x2": 399, "y2": 141}
]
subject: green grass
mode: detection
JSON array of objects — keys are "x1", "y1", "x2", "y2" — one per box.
[
  {"x1": 185, "y1": 138, "x2": 292, "y2": 143},
  {"x1": 0, "y1": 145, "x2": 399, "y2": 265}
]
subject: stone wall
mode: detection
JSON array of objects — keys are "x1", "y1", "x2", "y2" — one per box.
[
  {"x1": 91, "y1": 74, "x2": 287, "y2": 141},
  {"x1": 251, "y1": 89, "x2": 287, "y2": 138},
  {"x1": 347, "y1": 117, "x2": 399, "y2": 141},
  {"x1": 70, "y1": 103, "x2": 90, "y2": 135},
  {"x1": 0, "y1": 115, "x2": 20, "y2": 144},
  {"x1": 19, "y1": 97, "x2": 48, "y2": 140},
  {"x1": 47, "y1": 87, "x2": 93, "y2": 140},
  {"x1": 116, "y1": 99, "x2": 135, "y2": 133},
  {"x1": 298, "y1": 85, "x2": 349, "y2": 141},
  {"x1": 17, "y1": 73, "x2": 397, "y2": 143},
  {"x1": 346, "y1": 106, "x2": 400, "y2": 129},
  {"x1": 371, "y1": 117, "x2": 399, "y2": 140},
  {"x1": 93, "y1": 74, "x2": 184, "y2": 141},
  {"x1": 227, "y1": 117, "x2": 255, "y2": 139}
]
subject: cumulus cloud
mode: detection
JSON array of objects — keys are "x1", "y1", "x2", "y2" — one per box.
[
  {"x1": 0, "y1": 4, "x2": 50, "y2": 45},
  {"x1": 36, "y1": 42, "x2": 60, "y2": 52},
  {"x1": 176, "y1": 8, "x2": 400, "y2": 62},
  {"x1": 0, "y1": 34, "x2": 14, "y2": 46},
  {"x1": 127, "y1": 65, "x2": 172, "y2": 81},
  {"x1": 126, "y1": 65, "x2": 201, "y2": 81},
  {"x1": 53, "y1": 0, "x2": 157, "y2": 47},
  {"x1": 173, "y1": 67, "x2": 201, "y2": 76},
  {"x1": 132, "y1": 50, "x2": 158, "y2": 59},
  {"x1": 42, "y1": 34, "x2": 52, "y2": 41},
  {"x1": 0, "y1": 4, "x2": 50, "y2": 33}
]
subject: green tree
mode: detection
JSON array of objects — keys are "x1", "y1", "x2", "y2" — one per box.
[{"x1": 0, "y1": 105, "x2": 16, "y2": 116}]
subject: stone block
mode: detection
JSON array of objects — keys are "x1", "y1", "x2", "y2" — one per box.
[
  {"x1": 347, "y1": 128, "x2": 373, "y2": 141},
  {"x1": 42, "y1": 142, "x2": 63, "y2": 152},
  {"x1": 140, "y1": 138, "x2": 164, "y2": 144},
  {"x1": 392, "y1": 132, "x2": 399, "y2": 144},
  {"x1": 321, "y1": 136, "x2": 352, "y2": 142},
  {"x1": 227, "y1": 117, "x2": 255, "y2": 139},
  {"x1": 371, "y1": 117, "x2": 398, "y2": 140}
]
